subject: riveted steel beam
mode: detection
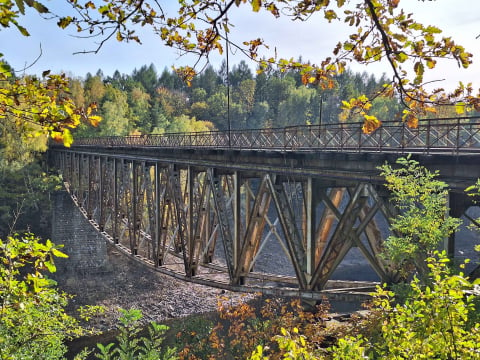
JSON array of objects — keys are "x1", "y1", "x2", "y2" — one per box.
[
  {"x1": 234, "y1": 175, "x2": 272, "y2": 284},
  {"x1": 266, "y1": 174, "x2": 308, "y2": 289},
  {"x1": 54, "y1": 147, "x2": 473, "y2": 296}
]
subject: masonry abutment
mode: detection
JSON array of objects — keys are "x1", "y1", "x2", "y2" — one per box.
[{"x1": 51, "y1": 190, "x2": 109, "y2": 277}]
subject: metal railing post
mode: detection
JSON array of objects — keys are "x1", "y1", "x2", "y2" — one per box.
[
  {"x1": 358, "y1": 124, "x2": 362, "y2": 152},
  {"x1": 426, "y1": 118, "x2": 431, "y2": 155}
]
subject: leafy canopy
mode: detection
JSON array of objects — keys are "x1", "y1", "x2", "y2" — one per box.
[
  {"x1": 0, "y1": 1, "x2": 100, "y2": 146},
  {"x1": 2, "y1": 1, "x2": 478, "y2": 136}
]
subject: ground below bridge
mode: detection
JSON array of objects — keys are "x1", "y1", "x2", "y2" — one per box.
[{"x1": 53, "y1": 243, "x2": 252, "y2": 331}]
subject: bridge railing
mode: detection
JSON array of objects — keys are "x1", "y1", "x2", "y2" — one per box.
[{"x1": 68, "y1": 116, "x2": 480, "y2": 153}]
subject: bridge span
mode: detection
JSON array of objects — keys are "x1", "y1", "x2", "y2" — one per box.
[{"x1": 48, "y1": 118, "x2": 480, "y2": 300}]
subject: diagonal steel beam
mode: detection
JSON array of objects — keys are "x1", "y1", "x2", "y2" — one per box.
[
  {"x1": 234, "y1": 175, "x2": 272, "y2": 284},
  {"x1": 266, "y1": 175, "x2": 308, "y2": 289},
  {"x1": 310, "y1": 183, "x2": 369, "y2": 290},
  {"x1": 207, "y1": 168, "x2": 235, "y2": 281}
]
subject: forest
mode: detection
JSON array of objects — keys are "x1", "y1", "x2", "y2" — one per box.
[{"x1": 71, "y1": 61, "x2": 473, "y2": 139}]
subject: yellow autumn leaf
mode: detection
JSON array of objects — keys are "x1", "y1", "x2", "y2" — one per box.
[
  {"x1": 362, "y1": 115, "x2": 381, "y2": 134},
  {"x1": 88, "y1": 115, "x2": 101, "y2": 127},
  {"x1": 455, "y1": 102, "x2": 465, "y2": 114},
  {"x1": 62, "y1": 129, "x2": 73, "y2": 147},
  {"x1": 406, "y1": 115, "x2": 418, "y2": 128},
  {"x1": 252, "y1": 0, "x2": 261, "y2": 12}
]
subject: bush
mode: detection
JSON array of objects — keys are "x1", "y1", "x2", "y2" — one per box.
[
  {"x1": 0, "y1": 233, "x2": 94, "y2": 359},
  {"x1": 93, "y1": 308, "x2": 178, "y2": 360}
]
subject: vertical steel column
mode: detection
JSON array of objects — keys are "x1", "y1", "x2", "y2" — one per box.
[
  {"x1": 154, "y1": 162, "x2": 161, "y2": 266},
  {"x1": 304, "y1": 177, "x2": 315, "y2": 283},
  {"x1": 187, "y1": 166, "x2": 195, "y2": 275},
  {"x1": 131, "y1": 161, "x2": 139, "y2": 255},
  {"x1": 65, "y1": 152, "x2": 71, "y2": 183},
  {"x1": 233, "y1": 171, "x2": 241, "y2": 273},
  {"x1": 245, "y1": 179, "x2": 251, "y2": 229},
  {"x1": 78, "y1": 153, "x2": 82, "y2": 202},
  {"x1": 87, "y1": 155, "x2": 93, "y2": 219},
  {"x1": 113, "y1": 158, "x2": 119, "y2": 244},
  {"x1": 98, "y1": 156, "x2": 104, "y2": 230}
]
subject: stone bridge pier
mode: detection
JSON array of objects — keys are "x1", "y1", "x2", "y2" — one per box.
[{"x1": 51, "y1": 190, "x2": 109, "y2": 276}]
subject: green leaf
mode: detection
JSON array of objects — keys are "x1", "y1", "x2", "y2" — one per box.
[
  {"x1": 14, "y1": 23, "x2": 30, "y2": 36},
  {"x1": 57, "y1": 16, "x2": 73, "y2": 29},
  {"x1": 414, "y1": 61, "x2": 424, "y2": 77},
  {"x1": 62, "y1": 128, "x2": 73, "y2": 147},
  {"x1": 396, "y1": 52, "x2": 408, "y2": 63},
  {"x1": 425, "y1": 25, "x2": 442, "y2": 34},
  {"x1": 0, "y1": 62, "x2": 12, "y2": 77},
  {"x1": 24, "y1": 0, "x2": 49, "y2": 13},
  {"x1": 15, "y1": 0, "x2": 26, "y2": 15},
  {"x1": 324, "y1": 10, "x2": 338, "y2": 22},
  {"x1": 44, "y1": 259, "x2": 56, "y2": 273},
  {"x1": 343, "y1": 42, "x2": 354, "y2": 51},
  {"x1": 51, "y1": 248, "x2": 68, "y2": 258}
]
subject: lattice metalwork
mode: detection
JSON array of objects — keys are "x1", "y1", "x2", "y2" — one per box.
[
  {"x1": 69, "y1": 117, "x2": 480, "y2": 154},
  {"x1": 50, "y1": 148, "x2": 432, "y2": 299}
]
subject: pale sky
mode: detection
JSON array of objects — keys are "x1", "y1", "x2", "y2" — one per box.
[{"x1": 1, "y1": 0, "x2": 479, "y2": 90}]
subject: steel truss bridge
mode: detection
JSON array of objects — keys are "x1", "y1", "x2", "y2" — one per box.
[{"x1": 49, "y1": 118, "x2": 480, "y2": 300}]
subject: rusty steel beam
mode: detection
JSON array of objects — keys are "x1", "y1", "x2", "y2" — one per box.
[
  {"x1": 234, "y1": 175, "x2": 271, "y2": 284},
  {"x1": 53, "y1": 147, "x2": 471, "y2": 297}
]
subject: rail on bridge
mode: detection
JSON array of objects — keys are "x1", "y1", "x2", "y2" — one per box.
[
  {"x1": 72, "y1": 117, "x2": 480, "y2": 154},
  {"x1": 48, "y1": 117, "x2": 480, "y2": 300}
]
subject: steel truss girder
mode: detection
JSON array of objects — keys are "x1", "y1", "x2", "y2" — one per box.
[{"x1": 51, "y1": 149, "x2": 403, "y2": 294}]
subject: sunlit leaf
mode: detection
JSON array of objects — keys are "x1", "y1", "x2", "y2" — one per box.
[
  {"x1": 251, "y1": 0, "x2": 261, "y2": 12},
  {"x1": 455, "y1": 102, "x2": 465, "y2": 114},
  {"x1": 88, "y1": 115, "x2": 101, "y2": 127},
  {"x1": 362, "y1": 115, "x2": 381, "y2": 134}
]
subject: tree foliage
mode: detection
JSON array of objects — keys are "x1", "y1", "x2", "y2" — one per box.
[
  {"x1": 0, "y1": 1, "x2": 100, "y2": 146},
  {"x1": 379, "y1": 155, "x2": 462, "y2": 279},
  {"x1": 177, "y1": 297, "x2": 332, "y2": 359},
  {"x1": 330, "y1": 253, "x2": 480, "y2": 360},
  {"x1": 0, "y1": 233, "x2": 98, "y2": 359},
  {"x1": 0, "y1": 68, "x2": 100, "y2": 146},
  {"x1": 68, "y1": 62, "x2": 413, "y2": 137},
  {"x1": 249, "y1": 254, "x2": 480, "y2": 359},
  {"x1": 4, "y1": 0, "x2": 478, "y2": 142}
]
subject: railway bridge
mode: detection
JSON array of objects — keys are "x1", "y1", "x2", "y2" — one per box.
[{"x1": 48, "y1": 117, "x2": 480, "y2": 300}]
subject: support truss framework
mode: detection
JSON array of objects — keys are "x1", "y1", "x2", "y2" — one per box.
[{"x1": 52, "y1": 150, "x2": 412, "y2": 299}]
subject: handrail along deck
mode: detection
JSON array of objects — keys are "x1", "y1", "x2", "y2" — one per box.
[{"x1": 65, "y1": 117, "x2": 480, "y2": 155}]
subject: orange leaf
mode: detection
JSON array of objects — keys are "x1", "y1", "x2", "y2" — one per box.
[{"x1": 362, "y1": 115, "x2": 381, "y2": 134}]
